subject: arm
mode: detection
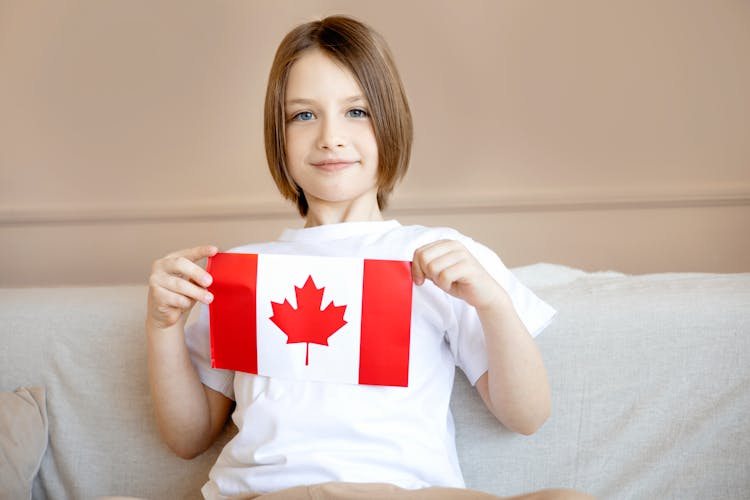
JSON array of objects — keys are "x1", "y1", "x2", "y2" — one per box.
[
  {"x1": 412, "y1": 240, "x2": 551, "y2": 435},
  {"x1": 146, "y1": 245, "x2": 234, "y2": 459}
]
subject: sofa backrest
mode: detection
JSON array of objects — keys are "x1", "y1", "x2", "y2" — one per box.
[{"x1": 2, "y1": 267, "x2": 749, "y2": 499}]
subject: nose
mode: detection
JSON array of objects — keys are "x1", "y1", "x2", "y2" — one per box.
[{"x1": 317, "y1": 116, "x2": 347, "y2": 150}]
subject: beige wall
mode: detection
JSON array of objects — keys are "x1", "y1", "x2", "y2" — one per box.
[{"x1": 1, "y1": 0, "x2": 748, "y2": 286}]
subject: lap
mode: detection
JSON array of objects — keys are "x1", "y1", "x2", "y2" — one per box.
[{"x1": 229, "y1": 482, "x2": 594, "y2": 500}]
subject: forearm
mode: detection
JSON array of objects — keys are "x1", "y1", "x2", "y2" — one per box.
[
  {"x1": 146, "y1": 320, "x2": 215, "y2": 458},
  {"x1": 477, "y1": 291, "x2": 551, "y2": 434}
]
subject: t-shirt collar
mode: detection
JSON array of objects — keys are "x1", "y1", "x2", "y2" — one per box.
[{"x1": 278, "y1": 220, "x2": 401, "y2": 242}]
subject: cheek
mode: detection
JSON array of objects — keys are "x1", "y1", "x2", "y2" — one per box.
[
  {"x1": 365, "y1": 141, "x2": 379, "y2": 174},
  {"x1": 358, "y1": 126, "x2": 379, "y2": 160},
  {"x1": 284, "y1": 130, "x2": 305, "y2": 163}
]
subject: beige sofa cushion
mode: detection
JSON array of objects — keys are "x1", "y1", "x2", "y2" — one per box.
[
  {"x1": 0, "y1": 286, "x2": 232, "y2": 500},
  {"x1": 0, "y1": 386, "x2": 48, "y2": 500}
]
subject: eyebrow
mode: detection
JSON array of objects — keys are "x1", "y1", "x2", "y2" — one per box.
[{"x1": 285, "y1": 95, "x2": 366, "y2": 106}]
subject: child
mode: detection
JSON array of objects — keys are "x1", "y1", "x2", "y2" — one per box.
[{"x1": 146, "y1": 15, "x2": 591, "y2": 500}]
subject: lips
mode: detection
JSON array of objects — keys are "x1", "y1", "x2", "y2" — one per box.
[{"x1": 310, "y1": 159, "x2": 359, "y2": 171}]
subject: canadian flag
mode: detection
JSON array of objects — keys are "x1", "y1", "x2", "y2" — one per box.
[{"x1": 207, "y1": 253, "x2": 412, "y2": 387}]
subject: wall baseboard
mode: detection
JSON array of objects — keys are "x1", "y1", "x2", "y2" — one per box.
[{"x1": 1, "y1": 188, "x2": 748, "y2": 226}]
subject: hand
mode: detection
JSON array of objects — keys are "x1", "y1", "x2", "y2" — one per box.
[
  {"x1": 147, "y1": 245, "x2": 218, "y2": 330},
  {"x1": 412, "y1": 239, "x2": 505, "y2": 311}
]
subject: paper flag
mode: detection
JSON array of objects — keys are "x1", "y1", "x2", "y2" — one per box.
[{"x1": 207, "y1": 253, "x2": 412, "y2": 387}]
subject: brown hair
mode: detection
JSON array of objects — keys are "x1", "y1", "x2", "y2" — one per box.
[{"x1": 264, "y1": 15, "x2": 413, "y2": 216}]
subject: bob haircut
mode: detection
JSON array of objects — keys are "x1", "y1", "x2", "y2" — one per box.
[{"x1": 264, "y1": 15, "x2": 413, "y2": 216}]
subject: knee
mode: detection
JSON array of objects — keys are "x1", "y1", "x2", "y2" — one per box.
[
  {"x1": 547, "y1": 488, "x2": 596, "y2": 500},
  {"x1": 534, "y1": 489, "x2": 596, "y2": 500}
]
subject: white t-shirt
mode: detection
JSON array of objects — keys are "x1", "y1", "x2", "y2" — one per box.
[{"x1": 185, "y1": 220, "x2": 556, "y2": 499}]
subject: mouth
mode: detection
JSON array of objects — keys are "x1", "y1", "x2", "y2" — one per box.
[{"x1": 310, "y1": 159, "x2": 359, "y2": 172}]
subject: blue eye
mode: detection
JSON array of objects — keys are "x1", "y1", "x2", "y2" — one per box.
[
  {"x1": 347, "y1": 108, "x2": 368, "y2": 118},
  {"x1": 293, "y1": 111, "x2": 315, "y2": 121}
]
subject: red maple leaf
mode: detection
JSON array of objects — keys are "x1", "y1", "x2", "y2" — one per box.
[{"x1": 269, "y1": 275, "x2": 348, "y2": 366}]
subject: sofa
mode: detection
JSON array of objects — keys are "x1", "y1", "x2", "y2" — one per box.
[{"x1": 1, "y1": 263, "x2": 749, "y2": 500}]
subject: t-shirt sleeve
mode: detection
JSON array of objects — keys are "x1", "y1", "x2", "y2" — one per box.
[
  {"x1": 184, "y1": 303, "x2": 236, "y2": 400},
  {"x1": 448, "y1": 237, "x2": 557, "y2": 386}
]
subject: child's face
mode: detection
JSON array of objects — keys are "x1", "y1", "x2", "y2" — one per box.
[{"x1": 284, "y1": 48, "x2": 379, "y2": 213}]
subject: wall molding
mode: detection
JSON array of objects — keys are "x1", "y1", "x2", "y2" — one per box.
[{"x1": 1, "y1": 188, "x2": 749, "y2": 226}]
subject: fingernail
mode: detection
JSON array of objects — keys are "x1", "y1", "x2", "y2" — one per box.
[
  {"x1": 203, "y1": 275, "x2": 212, "y2": 286},
  {"x1": 205, "y1": 292, "x2": 214, "y2": 303}
]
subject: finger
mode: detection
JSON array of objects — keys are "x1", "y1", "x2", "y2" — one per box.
[
  {"x1": 422, "y1": 251, "x2": 464, "y2": 284},
  {"x1": 413, "y1": 244, "x2": 445, "y2": 285},
  {"x1": 156, "y1": 246, "x2": 217, "y2": 286},
  {"x1": 167, "y1": 245, "x2": 219, "y2": 265},
  {"x1": 164, "y1": 255, "x2": 214, "y2": 288},
  {"x1": 414, "y1": 239, "x2": 453, "y2": 260},
  {"x1": 419, "y1": 254, "x2": 465, "y2": 293},
  {"x1": 413, "y1": 240, "x2": 467, "y2": 286},
  {"x1": 412, "y1": 259, "x2": 425, "y2": 286},
  {"x1": 152, "y1": 285, "x2": 195, "y2": 310},
  {"x1": 415, "y1": 240, "x2": 462, "y2": 274},
  {"x1": 413, "y1": 250, "x2": 457, "y2": 287},
  {"x1": 433, "y1": 261, "x2": 470, "y2": 293},
  {"x1": 411, "y1": 251, "x2": 432, "y2": 286},
  {"x1": 157, "y1": 272, "x2": 214, "y2": 305},
  {"x1": 415, "y1": 240, "x2": 465, "y2": 268}
]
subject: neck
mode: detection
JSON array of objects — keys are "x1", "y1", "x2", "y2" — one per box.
[{"x1": 303, "y1": 196, "x2": 384, "y2": 228}]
